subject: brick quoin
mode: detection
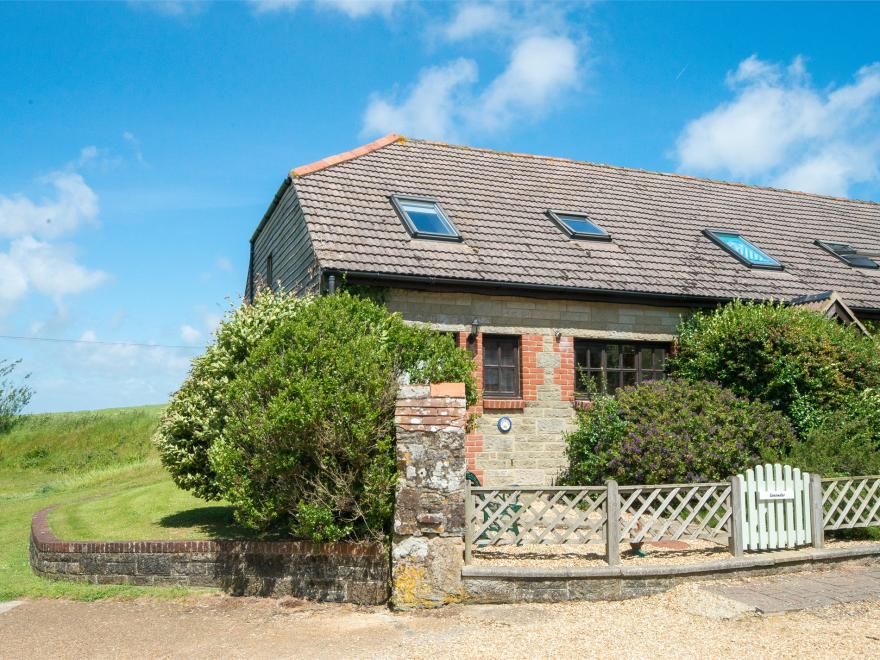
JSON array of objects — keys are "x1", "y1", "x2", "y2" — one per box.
[
  {"x1": 520, "y1": 334, "x2": 545, "y2": 401},
  {"x1": 553, "y1": 335, "x2": 575, "y2": 402}
]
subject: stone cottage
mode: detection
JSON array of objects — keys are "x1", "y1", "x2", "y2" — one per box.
[{"x1": 245, "y1": 134, "x2": 880, "y2": 486}]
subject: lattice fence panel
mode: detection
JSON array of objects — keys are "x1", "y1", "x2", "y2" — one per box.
[
  {"x1": 470, "y1": 487, "x2": 607, "y2": 547},
  {"x1": 822, "y1": 476, "x2": 880, "y2": 530},
  {"x1": 617, "y1": 483, "x2": 732, "y2": 543}
]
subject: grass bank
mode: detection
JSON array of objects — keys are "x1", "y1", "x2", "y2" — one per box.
[{"x1": 0, "y1": 405, "x2": 247, "y2": 601}]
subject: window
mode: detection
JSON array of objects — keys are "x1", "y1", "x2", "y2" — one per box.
[
  {"x1": 266, "y1": 254, "x2": 274, "y2": 290},
  {"x1": 574, "y1": 340, "x2": 668, "y2": 396},
  {"x1": 390, "y1": 195, "x2": 461, "y2": 241},
  {"x1": 815, "y1": 240, "x2": 879, "y2": 269},
  {"x1": 482, "y1": 335, "x2": 520, "y2": 399},
  {"x1": 703, "y1": 229, "x2": 782, "y2": 270},
  {"x1": 547, "y1": 210, "x2": 610, "y2": 240}
]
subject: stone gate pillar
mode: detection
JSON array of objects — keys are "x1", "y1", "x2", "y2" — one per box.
[{"x1": 392, "y1": 382, "x2": 468, "y2": 609}]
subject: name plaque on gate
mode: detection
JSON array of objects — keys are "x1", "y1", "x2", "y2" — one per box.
[{"x1": 759, "y1": 490, "x2": 794, "y2": 501}]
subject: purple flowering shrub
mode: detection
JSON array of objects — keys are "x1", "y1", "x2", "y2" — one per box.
[{"x1": 562, "y1": 379, "x2": 795, "y2": 486}]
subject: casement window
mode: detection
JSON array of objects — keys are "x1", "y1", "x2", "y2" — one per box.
[
  {"x1": 482, "y1": 335, "x2": 520, "y2": 399},
  {"x1": 574, "y1": 340, "x2": 668, "y2": 397},
  {"x1": 390, "y1": 195, "x2": 462, "y2": 241},
  {"x1": 266, "y1": 254, "x2": 274, "y2": 290}
]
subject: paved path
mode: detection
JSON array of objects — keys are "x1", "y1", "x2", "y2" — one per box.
[{"x1": 710, "y1": 565, "x2": 880, "y2": 614}]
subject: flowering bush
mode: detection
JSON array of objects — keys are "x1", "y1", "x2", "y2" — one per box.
[
  {"x1": 669, "y1": 300, "x2": 880, "y2": 437},
  {"x1": 157, "y1": 289, "x2": 475, "y2": 541},
  {"x1": 561, "y1": 379, "x2": 795, "y2": 485}
]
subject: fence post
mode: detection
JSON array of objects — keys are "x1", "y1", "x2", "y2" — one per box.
[
  {"x1": 809, "y1": 475, "x2": 825, "y2": 550},
  {"x1": 606, "y1": 480, "x2": 620, "y2": 566},
  {"x1": 464, "y1": 479, "x2": 473, "y2": 565},
  {"x1": 729, "y1": 475, "x2": 744, "y2": 557}
]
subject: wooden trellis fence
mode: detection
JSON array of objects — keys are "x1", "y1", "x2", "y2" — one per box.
[
  {"x1": 617, "y1": 483, "x2": 732, "y2": 544},
  {"x1": 464, "y1": 472, "x2": 880, "y2": 565},
  {"x1": 821, "y1": 476, "x2": 880, "y2": 530}
]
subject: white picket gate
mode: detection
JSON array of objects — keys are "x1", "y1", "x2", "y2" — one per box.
[{"x1": 735, "y1": 463, "x2": 812, "y2": 551}]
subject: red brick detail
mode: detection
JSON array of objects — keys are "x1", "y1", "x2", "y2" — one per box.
[
  {"x1": 430, "y1": 382, "x2": 465, "y2": 398},
  {"x1": 291, "y1": 134, "x2": 403, "y2": 177},
  {"x1": 465, "y1": 432, "x2": 484, "y2": 483},
  {"x1": 483, "y1": 399, "x2": 526, "y2": 410},
  {"x1": 553, "y1": 335, "x2": 575, "y2": 402},
  {"x1": 29, "y1": 505, "x2": 384, "y2": 557},
  {"x1": 520, "y1": 334, "x2": 545, "y2": 401}
]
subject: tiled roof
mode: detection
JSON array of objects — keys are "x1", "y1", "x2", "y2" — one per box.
[{"x1": 289, "y1": 137, "x2": 880, "y2": 311}]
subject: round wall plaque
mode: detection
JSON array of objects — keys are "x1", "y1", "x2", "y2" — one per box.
[{"x1": 497, "y1": 416, "x2": 512, "y2": 433}]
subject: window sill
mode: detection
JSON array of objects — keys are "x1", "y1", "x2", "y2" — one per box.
[{"x1": 483, "y1": 399, "x2": 526, "y2": 410}]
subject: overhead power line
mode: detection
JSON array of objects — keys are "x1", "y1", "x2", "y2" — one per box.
[{"x1": 0, "y1": 335, "x2": 202, "y2": 350}]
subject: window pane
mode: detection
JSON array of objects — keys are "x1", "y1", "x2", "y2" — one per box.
[
  {"x1": 622, "y1": 371, "x2": 637, "y2": 388},
  {"x1": 499, "y1": 368, "x2": 516, "y2": 393},
  {"x1": 655, "y1": 348, "x2": 666, "y2": 370},
  {"x1": 710, "y1": 231, "x2": 780, "y2": 267},
  {"x1": 484, "y1": 367, "x2": 499, "y2": 389},
  {"x1": 558, "y1": 214, "x2": 607, "y2": 237},
  {"x1": 589, "y1": 344, "x2": 602, "y2": 369},
  {"x1": 500, "y1": 343, "x2": 515, "y2": 367},
  {"x1": 484, "y1": 344, "x2": 499, "y2": 367},
  {"x1": 621, "y1": 345, "x2": 636, "y2": 369},
  {"x1": 640, "y1": 347, "x2": 654, "y2": 370},
  {"x1": 607, "y1": 344, "x2": 620, "y2": 369},
  {"x1": 400, "y1": 201, "x2": 456, "y2": 236}
]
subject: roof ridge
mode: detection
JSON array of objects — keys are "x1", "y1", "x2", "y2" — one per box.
[
  {"x1": 406, "y1": 137, "x2": 880, "y2": 208},
  {"x1": 291, "y1": 133, "x2": 404, "y2": 177}
]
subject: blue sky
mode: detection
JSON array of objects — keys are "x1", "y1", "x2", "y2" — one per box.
[{"x1": 2, "y1": 1, "x2": 879, "y2": 413}]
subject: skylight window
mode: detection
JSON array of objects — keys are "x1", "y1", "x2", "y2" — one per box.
[
  {"x1": 815, "y1": 240, "x2": 879, "y2": 269},
  {"x1": 547, "y1": 210, "x2": 610, "y2": 240},
  {"x1": 390, "y1": 195, "x2": 461, "y2": 241},
  {"x1": 703, "y1": 229, "x2": 783, "y2": 270}
]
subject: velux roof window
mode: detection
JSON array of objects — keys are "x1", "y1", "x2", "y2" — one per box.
[
  {"x1": 390, "y1": 195, "x2": 461, "y2": 241},
  {"x1": 703, "y1": 229, "x2": 783, "y2": 270},
  {"x1": 815, "y1": 240, "x2": 879, "y2": 269},
  {"x1": 548, "y1": 210, "x2": 610, "y2": 240}
]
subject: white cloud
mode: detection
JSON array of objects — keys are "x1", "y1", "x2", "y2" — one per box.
[
  {"x1": 215, "y1": 256, "x2": 233, "y2": 272},
  {"x1": 362, "y1": 35, "x2": 581, "y2": 141},
  {"x1": 0, "y1": 171, "x2": 98, "y2": 240},
  {"x1": 122, "y1": 131, "x2": 146, "y2": 164},
  {"x1": 127, "y1": 1, "x2": 206, "y2": 18},
  {"x1": 443, "y1": 4, "x2": 510, "y2": 41},
  {"x1": 180, "y1": 324, "x2": 202, "y2": 344},
  {"x1": 7, "y1": 237, "x2": 107, "y2": 300},
  {"x1": 675, "y1": 55, "x2": 880, "y2": 197},
  {"x1": 363, "y1": 59, "x2": 478, "y2": 141},
  {"x1": 73, "y1": 330, "x2": 192, "y2": 376},
  {"x1": 0, "y1": 160, "x2": 108, "y2": 315},
  {"x1": 250, "y1": 0, "x2": 402, "y2": 18}
]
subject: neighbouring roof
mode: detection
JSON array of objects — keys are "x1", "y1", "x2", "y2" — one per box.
[
  {"x1": 790, "y1": 290, "x2": 870, "y2": 335},
  {"x1": 286, "y1": 135, "x2": 880, "y2": 311}
]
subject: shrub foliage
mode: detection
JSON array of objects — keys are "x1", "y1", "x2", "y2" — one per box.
[
  {"x1": 668, "y1": 300, "x2": 880, "y2": 437},
  {"x1": 563, "y1": 379, "x2": 795, "y2": 485},
  {"x1": 155, "y1": 289, "x2": 474, "y2": 541}
]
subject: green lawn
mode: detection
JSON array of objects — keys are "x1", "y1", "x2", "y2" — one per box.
[{"x1": 0, "y1": 404, "x2": 248, "y2": 601}]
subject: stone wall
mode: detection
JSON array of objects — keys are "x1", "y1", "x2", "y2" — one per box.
[
  {"x1": 392, "y1": 383, "x2": 468, "y2": 609},
  {"x1": 386, "y1": 288, "x2": 687, "y2": 486},
  {"x1": 29, "y1": 506, "x2": 389, "y2": 604}
]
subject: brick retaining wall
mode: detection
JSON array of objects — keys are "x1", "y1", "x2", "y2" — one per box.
[{"x1": 29, "y1": 506, "x2": 389, "y2": 604}]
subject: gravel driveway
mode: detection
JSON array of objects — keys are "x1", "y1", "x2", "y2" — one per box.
[{"x1": 1, "y1": 575, "x2": 879, "y2": 659}]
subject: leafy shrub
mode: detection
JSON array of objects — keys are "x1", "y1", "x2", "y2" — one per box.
[
  {"x1": 562, "y1": 379, "x2": 795, "y2": 485},
  {"x1": 0, "y1": 359, "x2": 32, "y2": 433},
  {"x1": 789, "y1": 388, "x2": 880, "y2": 477},
  {"x1": 153, "y1": 289, "x2": 307, "y2": 500},
  {"x1": 669, "y1": 300, "x2": 880, "y2": 436},
  {"x1": 158, "y1": 289, "x2": 474, "y2": 540}
]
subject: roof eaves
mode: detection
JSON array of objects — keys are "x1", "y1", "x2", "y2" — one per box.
[{"x1": 290, "y1": 133, "x2": 405, "y2": 178}]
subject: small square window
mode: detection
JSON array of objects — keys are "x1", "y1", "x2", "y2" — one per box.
[
  {"x1": 815, "y1": 240, "x2": 879, "y2": 269},
  {"x1": 482, "y1": 335, "x2": 520, "y2": 399},
  {"x1": 390, "y1": 195, "x2": 461, "y2": 241},
  {"x1": 547, "y1": 210, "x2": 610, "y2": 240},
  {"x1": 703, "y1": 229, "x2": 782, "y2": 270}
]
